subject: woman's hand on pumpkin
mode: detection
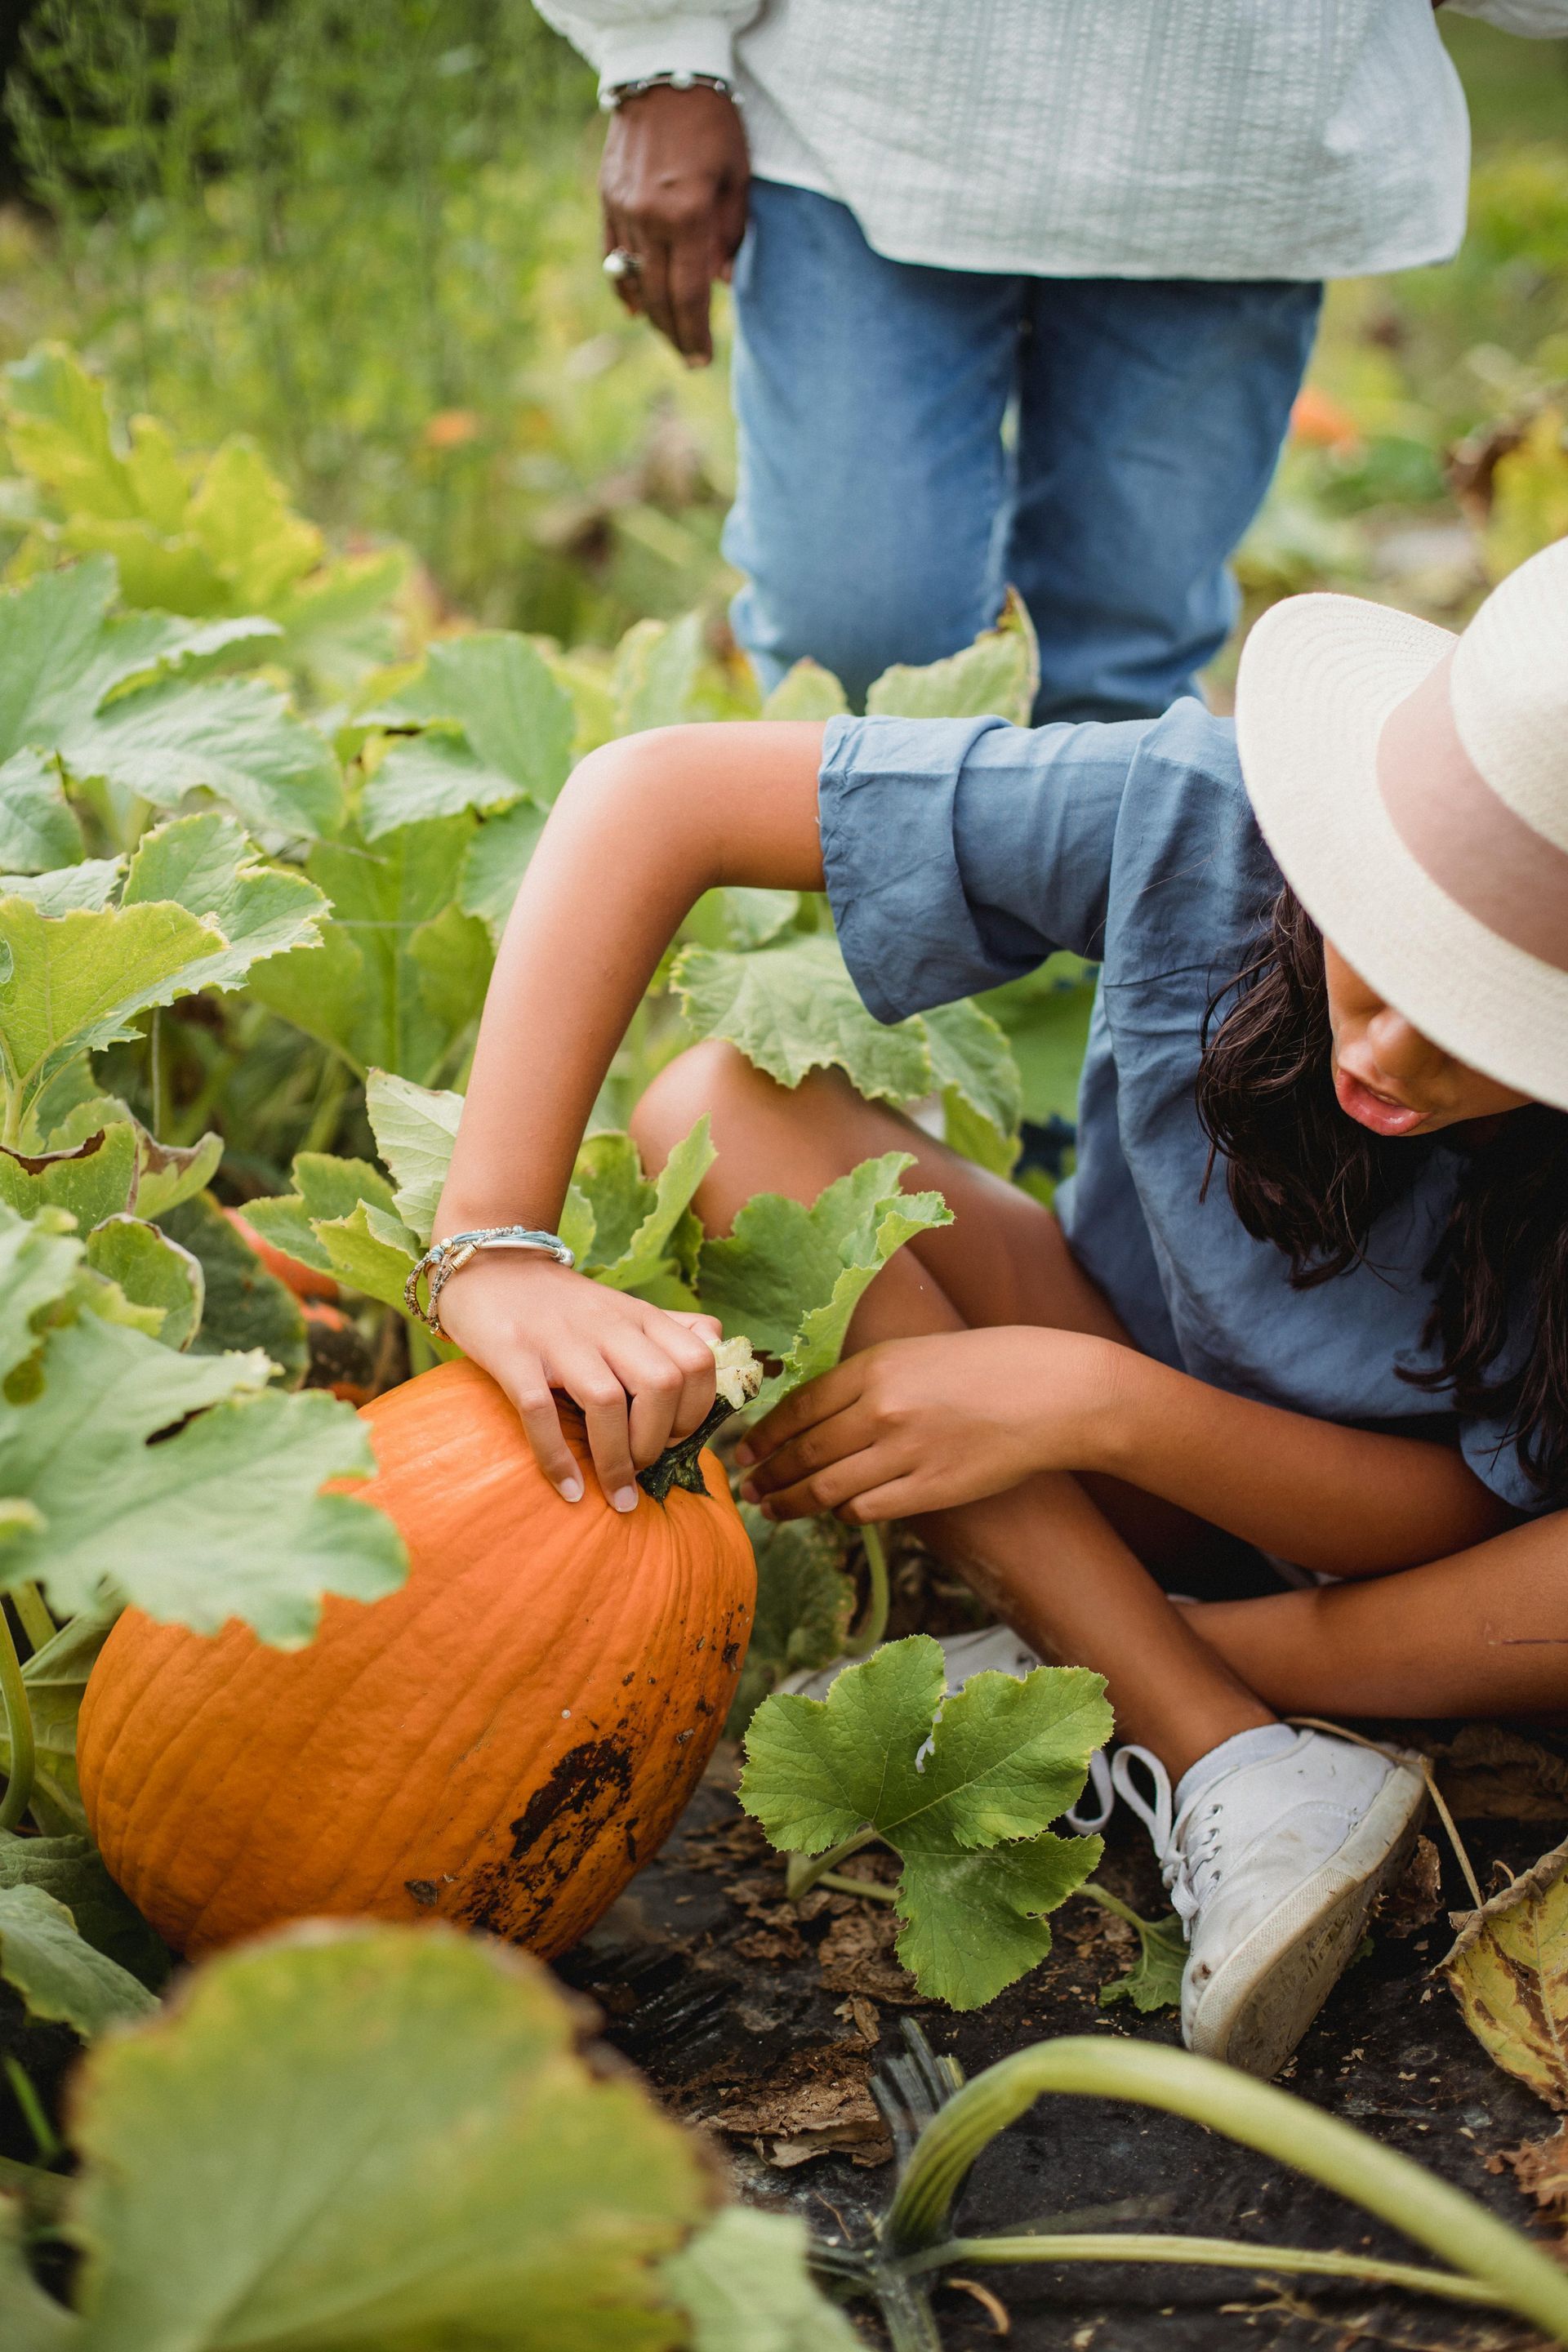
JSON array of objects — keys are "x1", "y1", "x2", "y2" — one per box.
[
  {"x1": 431, "y1": 1254, "x2": 721, "y2": 1511},
  {"x1": 734, "y1": 1326, "x2": 1121, "y2": 1523}
]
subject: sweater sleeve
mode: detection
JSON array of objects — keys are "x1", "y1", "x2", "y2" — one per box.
[
  {"x1": 1440, "y1": 0, "x2": 1568, "y2": 33},
  {"x1": 531, "y1": 2, "x2": 761, "y2": 88}
]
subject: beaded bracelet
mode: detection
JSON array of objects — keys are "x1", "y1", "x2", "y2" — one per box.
[
  {"x1": 404, "y1": 1226, "x2": 575, "y2": 1338},
  {"x1": 599, "y1": 69, "x2": 742, "y2": 112}
]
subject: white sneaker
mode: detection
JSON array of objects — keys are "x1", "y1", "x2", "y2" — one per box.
[
  {"x1": 778, "y1": 1625, "x2": 1114, "y2": 1836},
  {"x1": 1113, "y1": 1729, "x2": 1428, "y2": 2078}
]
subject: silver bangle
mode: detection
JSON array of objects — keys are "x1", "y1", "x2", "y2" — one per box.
[
  {"x1": 599, "y1": 69, "x2": 742, "y2": 112},
  {"x1": 405, "y1": 1226, "x2": 574, "y2": 1337}
]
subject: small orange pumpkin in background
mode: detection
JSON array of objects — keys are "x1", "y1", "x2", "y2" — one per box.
[{"x1": 77, "y1": 1358, "x2": 755, "y2": 1959}]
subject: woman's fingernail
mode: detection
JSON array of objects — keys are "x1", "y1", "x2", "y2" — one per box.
[
  {"x1": 558, "y1": 1476, "x2": 584, "y2": 1503},
  {"x1": 612, "y1": 1486, "x2": 639, "y2": 1513},
  {"x1": 735, "y1": 1443, "x2": 755, "y2": 1466}
]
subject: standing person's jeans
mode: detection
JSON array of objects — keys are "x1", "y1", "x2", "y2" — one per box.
[{"x1": 726, "y1": 180, "x2": 1323, "y2": 723}]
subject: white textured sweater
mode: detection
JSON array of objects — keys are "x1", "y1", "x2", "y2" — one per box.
[{"x1": 535, "y1": 0, "x2": 1568, "y2": 280}]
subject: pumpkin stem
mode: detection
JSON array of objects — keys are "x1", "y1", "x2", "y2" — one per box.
[{"x1": 638, "y1": 1395, "x2": 736, "y2": 1504}]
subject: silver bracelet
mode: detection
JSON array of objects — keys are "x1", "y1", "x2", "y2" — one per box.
[
  {"x1": 405, "y1": 1226, "x2": 574, "y2": 1338},
  {"x1": 599, "y1": 69, "x2": 742, "y2": 112}
]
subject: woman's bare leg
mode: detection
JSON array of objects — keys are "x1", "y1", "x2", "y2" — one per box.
[
  {"x1": 633, "y1": 1045, "x2": 1273, "y2": 1775},
  {"x1": 1183, "y1": 1514, "x2": 1568, "y2": 1722}
]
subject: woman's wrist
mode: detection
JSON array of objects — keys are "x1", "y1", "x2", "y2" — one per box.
[{"x1": 1052, "y1": 1331, "x2": 1155, "y2": 1478}]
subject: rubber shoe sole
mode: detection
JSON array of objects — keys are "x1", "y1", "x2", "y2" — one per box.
[{"x1": 1185, "y1": 1761, "x2": 1428, "y2": 2079}]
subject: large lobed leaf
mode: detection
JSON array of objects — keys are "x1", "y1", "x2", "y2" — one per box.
[
  {"x1": 865, "y1": 586, "x2": 1039, "y2": 724},
  {"x1": 697, "y1": 1152, "x2": 951, "y2": 1405},
  {"x1": 0, "y1": 1202, "x2": 404, "y2": 1644},
  {"x1": 741, "y1": 1634, "x2": 1111, "y2": 2008},
  {"x1": 672, "y1": 934, "x2": 1021, "y2": 1172},
  {"x1": 363, "y1": 630, "x2": 575, "y2": 838},
  {"x1": 247, "y1": 817, "x2": 491, "y2": 1084},
  {"x1": 11, "y1": 1923, "x2": 714, "y2": 2352},
  {"x1": 0, "y1": 557, "x2": 342, "y2": 844}
]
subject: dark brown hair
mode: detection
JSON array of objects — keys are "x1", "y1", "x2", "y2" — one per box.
[{"x1": 1195, "y1": 885, "x2": 1568, "y2": 1506}]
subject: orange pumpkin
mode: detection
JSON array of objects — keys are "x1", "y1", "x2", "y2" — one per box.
[{"x1": 78, "y1": 1359, "x2": 755, "y2": 1958}]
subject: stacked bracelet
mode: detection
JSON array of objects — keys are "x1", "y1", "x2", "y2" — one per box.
[
  {"x1": 404, "y1": 1226, "x2": 575, "y2": 1338},
  {"x1": 599, "y1": 69, "x2": 741, "y2": 111}
]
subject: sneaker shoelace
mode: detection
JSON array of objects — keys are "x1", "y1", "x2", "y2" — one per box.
[
  {"x1": 1111, "y1": 1745, "x2": 1225, "y2": 1934},
  {"x1": 1063, "y1": 1746, "x2": 1115, "y2": 1836}
]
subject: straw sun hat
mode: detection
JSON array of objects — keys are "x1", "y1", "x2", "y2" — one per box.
[{"x1": 1235, "y1": 533, "x2": 1568, "y2": 1113}]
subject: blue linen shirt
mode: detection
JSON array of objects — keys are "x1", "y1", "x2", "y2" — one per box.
[{"x1": 818, "y1": 701, "x2": 1539, "y2": 1514}]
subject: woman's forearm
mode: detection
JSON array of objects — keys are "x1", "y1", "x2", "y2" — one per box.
[
  {"x1": 1090, "y1": 1345, "x2": 1512, "y2": 1575},
  {"x1": 435, "y1": 720, "x2": 826, "y2": 1240}
]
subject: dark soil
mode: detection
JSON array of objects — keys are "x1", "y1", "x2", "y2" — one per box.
[{"x1": 557, "y1": 1722, "x2": 1568, "y2": 2352}]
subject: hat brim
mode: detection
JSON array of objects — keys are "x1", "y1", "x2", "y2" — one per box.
[{"x1": 1235, "y1": 591, "x2": 1568, "y2": 1113}]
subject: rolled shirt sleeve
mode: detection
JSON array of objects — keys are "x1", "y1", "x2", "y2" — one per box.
[
  {"x1": 817, "y1": 711, "x2": 1143, "y2": 1022},
  {"x1": 532, "y1": 2, "x2": 759, "y2": 87}
]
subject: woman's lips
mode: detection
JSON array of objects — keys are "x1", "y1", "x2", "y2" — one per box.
[{"x1": 1334, "y1": 1064, "x2": 1427, "y2": 1137}]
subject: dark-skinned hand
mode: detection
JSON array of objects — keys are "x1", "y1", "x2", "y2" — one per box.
[{"x1": 600, "y1": 82, "x2": 750, "y2": 366}]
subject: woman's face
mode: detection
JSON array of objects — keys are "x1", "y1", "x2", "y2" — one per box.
[{"x1": 1321, "y1": 939, "x2": 1534, "y2": 1138}]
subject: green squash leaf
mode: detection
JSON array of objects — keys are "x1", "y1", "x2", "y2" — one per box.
[
  {"x1": 0, "y1": 1124, "x2": 140, "y2": 1229},
  {"x1": 460, "y1": 799, "x2": 548, "y2": 938},
  {"x1": 741, "y1": 1633, "x2": 1110, "y2": 2008},
  {"x1": 0, "y1": 1301, "x2": 404, "y2": 1642},
  {"x1": 666, "y1": 2207, "x2": 861, "y2": 2352},
  {"x1": 373, "y1": 630, "x2": 574, "y2": 807},
  {"x1": 0, "y1": 2194, "x2": 82, "y2": 2350},
  {"x1": 84, "y1": 1216, "x2": 203, "y2": 1350},
  {"x1": 866, "y1": 586, "x2": 1038, "y2": 724},
  {"x1": 0, "y1": 746, "x2": 83, "y2": 874},
  {"x1": 760, "y1": 659, "x2": 850, "y2": 723},
  {"x1": 157, "y1": 1193, "x2": 307, "y2": 1384},
  {"x1": 697, "y1": 1152, "x2": 951, "y2": 1402},
  {"x1": 674, "y1": 934, "x2": 932, "y2": 1103},
  {"x1": 0, "y1": 1830, "x2": 168, "y2": 1993},
  {"x1": 0, "y1": 897, "x2": 224, "y2": 1130},
  {"x1": 1098, "y1": 1900, "x2": 1187, "y2": 2013},
  {"x1": 61, "y1": 1924, "x2": 710, "y2": 2350},
  {"x1": 61, "y1": 672, "x2": 343, "y2": 844},
  {"x1": 2, "y1": 1613, "x2": 115, "y2": 1837},
  {"x1": 979, "y1": 956, "x2": 1098, "y2": 1128},
  {"x1": 247, "y1": 816, "x2": 487, "y2": 1084},
  {"x1": 364, "y1": 1071, "x2": 463, "y2": 1245},
  {"x1": 128, "y1": 1129, "x2": 224, "y2": 1223},
  {"x1": 0, "y1": 862, "x2": 122, "y2": 919},
  {"x1": 363, "y1": 728, "x2": 518, "y2": 839},
  {"x1": 0, "y1": 1886, "x2": 159, "y2": 2040},
  {"x1": 613, "y1": 610, "x2": 705, "y2": 733},
  {"x1": 0, "y1": 1205, "x2": 85, "y2": 1382},
  {"x1": 247, "y1": 1151, "x2": 401, "y2": 1276},
  {"x1": 924, "y1": 997, "x2": 1022, "y2": 1174},
  {"x1": 315, "y1": 1199, "x2": 426, "y2": 1320},
  {"x1": 594, "y1": 1117, "x2": 715, "y2": 1295},
  {"x1": 121, "y1": 812, "x2": 327, "y2": 992}
]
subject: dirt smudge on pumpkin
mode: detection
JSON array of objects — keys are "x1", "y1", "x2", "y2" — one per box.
[{"x1": 457, "y1": 1733, "x2": 635, "y2": 1942}]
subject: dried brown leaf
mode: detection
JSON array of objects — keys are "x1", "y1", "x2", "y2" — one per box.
[
  {"x1": 1446, "y1": 1835, "x2": 1568, "y2": 2110},
  {"x1": 817, "y1": 1904, "x2": 922, "y2": 2006},
  {"x1": 688, "y1": 2042, "x2": 893, "y2": 2168},
  {"x1": 1383, "y1": 1833, "x2": 1443, "y2": 1938}
]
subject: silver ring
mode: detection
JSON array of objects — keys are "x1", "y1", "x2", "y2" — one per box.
[{"x1": 602, "y1": 247, "x2": 641, "y2": 283}]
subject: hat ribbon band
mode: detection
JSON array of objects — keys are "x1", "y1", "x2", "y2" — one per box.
[{"x1": 1376, "y1": 649, "x2": 1568, "y2": 978}]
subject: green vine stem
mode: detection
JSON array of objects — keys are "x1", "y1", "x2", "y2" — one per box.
[
  {"x1": 785, "y1": 1826, "x2": 879, "y2": 1902},
  {"x1": 880, "y1": 2036, "x2": 1568, "y2": 2339},
  {"x1": 1075, "y1": 1882, "x2": 1143, "y2": 1931},
  {"x1": 10, "y1": 1582, "x2": 54, "y2": 1657},
  {"x1": 0, "y1": 1604, "x2": 36, "y2": 1833},
  {"x1": 841, "y1": 1524, "x2": 891, "y2": 1659},
  {"x1": 903, "y1": 2233, "x2": 1507, "y2": 2308}
]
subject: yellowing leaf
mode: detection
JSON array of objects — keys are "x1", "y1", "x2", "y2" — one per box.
[
  {"x1": 1447, "y1": 1834, "x2": 1568, "y2": 2109},
  {"x1": 60, "y1": 1925, "x2": 711, "y2": 2351},
  {"x1": 866, "y1": 587, "x2": 1039, "y2": 724},
  {"x1": 761, "y1": 659, "x2": 850, "y2": 723}
]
